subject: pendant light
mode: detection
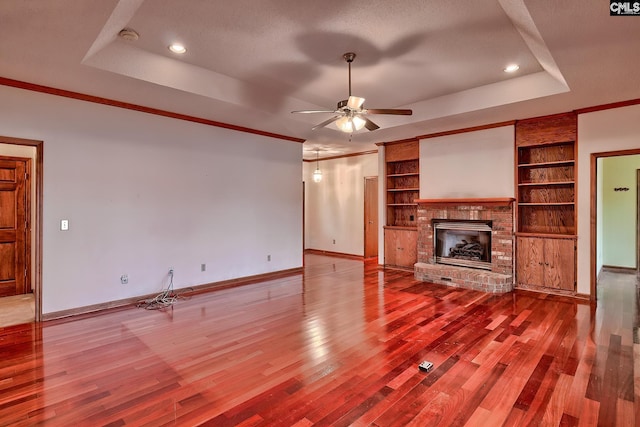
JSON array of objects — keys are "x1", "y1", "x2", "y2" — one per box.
[{"x1": 313, "y1": 149, "x2": 322, "y2": 182}]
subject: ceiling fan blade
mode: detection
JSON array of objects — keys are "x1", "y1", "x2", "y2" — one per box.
[
  {"x1": 364, "y1": 118, "x2": 380, "y2": 131},
  {"x1": 292, "y1": 109, "x2": 337, "y2": 114},
  {"x1": 365, "y1": 108, "x2": 413, "y2": 115},
  {"x1": 312, "y1": 115, "x2": 341, "y2": 130},
  {"x1": 347, "y1": 96, "x2": 365, "y2": 110}
]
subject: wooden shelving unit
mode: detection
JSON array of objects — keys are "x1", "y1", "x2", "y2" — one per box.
[
  {"x1": 383, "y1": 139, "x2": 419, "y2": 269},
  {"x1": 515, "y1": 113, "x2": 577, "y2": 293}
]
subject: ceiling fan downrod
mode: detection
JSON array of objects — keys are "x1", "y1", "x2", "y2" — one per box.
[{"x1": 343, "y1": 52, "x2": 356, "y2": 97}]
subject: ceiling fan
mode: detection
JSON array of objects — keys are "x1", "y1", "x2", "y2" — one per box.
[{"x1": 292, "y1": 52, "x2": 413, "y2": 133}]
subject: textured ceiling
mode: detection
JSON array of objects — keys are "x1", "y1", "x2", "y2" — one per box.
[{"x1": 1, "y1": 0, "x2": 639, "y2": 159}]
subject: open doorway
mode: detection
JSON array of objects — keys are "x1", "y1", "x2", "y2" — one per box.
[
  {"x1": 0, "y1": 136, "x2": 42, "y2": 323},
  {"x1": 592, "y1": 149, "x2": 640, "y2": 298}
]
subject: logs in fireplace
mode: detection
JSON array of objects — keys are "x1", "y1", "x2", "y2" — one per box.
[{"x1": 449, "y1": 239, "x2": 484, "y2": 260}]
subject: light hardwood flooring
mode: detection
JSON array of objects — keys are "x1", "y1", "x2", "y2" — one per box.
[
  {"x1": 0, "y1": 256, "x2": 638, "y2": 426},
  {"x1": 0, "y1": 293, "x2": 34, "y2": 327}
]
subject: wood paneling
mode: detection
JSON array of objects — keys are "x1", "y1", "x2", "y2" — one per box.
[
  {"x1": 515, "y1": 113, "x2": 577, "y2": 147},
  {"x1": 384, "y1": 139, "x2": 419, "y2": 162},
  {"x1": 0, "y1": 255, "x2": 634, "y2": 425}
]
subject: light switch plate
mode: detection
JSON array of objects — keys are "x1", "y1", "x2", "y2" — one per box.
[{"x1": 60, "y1": 219, "x2": 69, "y2": 231}]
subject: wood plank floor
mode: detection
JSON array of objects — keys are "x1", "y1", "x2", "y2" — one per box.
[{"x1": 0, "y1": 255, "x2": 637, "y2": 426}]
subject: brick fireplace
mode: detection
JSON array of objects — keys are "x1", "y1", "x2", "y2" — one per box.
[{"x1": 414, "y1": 198, "x2": 515, "y2": 293}]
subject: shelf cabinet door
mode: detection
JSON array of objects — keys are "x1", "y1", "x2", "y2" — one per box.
[
  {"x1": 516, "y1": 236, "x2": 575, "y2": 291},
  {"x1": 384, "y1": 229, "x2": 417, "y2": 269},
  {"x1": 543, "y1": 238, "x2": 575, "y2": 291},
  {"x1": 516, "y1": 237, "x2": 544, "y2": 287}
]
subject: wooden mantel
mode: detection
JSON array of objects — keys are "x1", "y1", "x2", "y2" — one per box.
[{"x1": 415, "y1": 197, "x2": 515, "y2": 207}]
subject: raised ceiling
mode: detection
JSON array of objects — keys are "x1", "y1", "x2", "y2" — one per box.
[{"x1": 1, "y1": 0, "x2": 639, "y2": 159}]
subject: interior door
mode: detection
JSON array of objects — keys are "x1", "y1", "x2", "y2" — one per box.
[
  {"x1": 0, "y1": 157, "x2": 29, "y2": 297},
  {"x1": 364, "y1": 176, "x2": 378, "y2": 258}
]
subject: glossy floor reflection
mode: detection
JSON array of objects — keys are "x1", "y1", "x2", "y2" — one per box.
[{"x1": 0, "y1": 255, "x2": 637, "y2": 426}]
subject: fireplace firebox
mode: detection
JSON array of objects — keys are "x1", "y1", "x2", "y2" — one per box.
[{"x1": 433, "y1": 219, "x2": 492, "y2": 270}]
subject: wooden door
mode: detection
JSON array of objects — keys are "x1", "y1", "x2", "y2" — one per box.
[
  {"x1": 516, "y1": 237, "x2": 544, "y2": 287},
  {"x1": 544, "y1": 238, "x2": 575, "y2": 291},
  {"x1": 364, "y1": 177, "x2": 378, "y2": 258},
  {"x1": 0, "y1": 157, "x2": 29, "y2": 297}
]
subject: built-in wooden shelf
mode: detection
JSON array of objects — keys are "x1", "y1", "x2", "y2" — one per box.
[
  {"x1": 387, "y1": 188, "x2": 419, "y2": 192},
  {"x1": 517, "y1": 160, "x2": 575, "y2": 168},
  {"x1": 518, "y1": 181, "x2": 574, "y2": 186},
  {"x1": 518, "y1": 202, "x2": 575, "y2": 206},
  {"x1": 515, "y1": 113, "x2": 577, "y2": 293},
  {"x1": 384, "y1": 139, "x2": 419, "y2": 269},
  {"x1": 387, "y1": 173, "x2": 419, "y2": 178},
  {"x1": 415, "y1": 198, "x2": 515, "y2": 207}
]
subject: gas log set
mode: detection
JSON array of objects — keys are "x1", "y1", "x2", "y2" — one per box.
[{"x1": 449, "y1": 239, "x2": 484, "y2": 260}]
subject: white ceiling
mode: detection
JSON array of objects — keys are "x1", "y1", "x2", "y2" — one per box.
[{"x1": 1, "y1": 0, "x2": 639, "y2": 159}]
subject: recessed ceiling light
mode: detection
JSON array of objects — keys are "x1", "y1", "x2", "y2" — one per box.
[
  {"x1": 169, "y1": 43, "x2": 186, "y2": 54},
  {"x1": 504, "y1": 64, "x2": 520, "y2": 73},
  {"x1": 118, "y1": 28, "x2": 139, "y2": 41}
]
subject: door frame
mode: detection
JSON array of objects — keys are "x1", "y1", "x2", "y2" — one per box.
[
  {"x1": 637, "y1": 169, "x2": 639, "y2": 277},
  {"x1": 363, "y1": 176, "x2": 378, "y2": 259},
  {"x1": 590, "y1": 148, "x2": 640, "y2": 300},
  {"x1": 0, "y1": 135, "x2": 43, "y2": 321}
]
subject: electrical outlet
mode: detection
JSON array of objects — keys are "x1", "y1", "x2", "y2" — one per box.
[
  {"x1": 120, "y1": 274, "x2": 128, "y2": 284},
  {"x1": 169, "y1": 268, "x2": 174, "y2": 275},
  {"x1": 60, "y1": 219, "x2": 69, "y2": 231},
  {"x1": 333, "y1": 239, "x2": 336, "y2": 244},
  {"x1": 267, "y1": 255, "x2": 271, "y2": 261},
  {"x1": 201, "y1": 263, "x2": 206, "y2": 272}
]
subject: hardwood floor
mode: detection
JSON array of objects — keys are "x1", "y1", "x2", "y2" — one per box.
[{"x1": 0, "y1": 255, "x2": 637, "y2": 426}]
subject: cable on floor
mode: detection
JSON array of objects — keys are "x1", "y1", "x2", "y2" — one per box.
[{"x1": 136, "y1": 270, "x2": 192, "y2": 310}]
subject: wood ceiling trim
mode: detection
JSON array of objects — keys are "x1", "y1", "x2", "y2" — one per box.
[{"x1": 0, "y1": 76, "x2": 305, "y2": 144}]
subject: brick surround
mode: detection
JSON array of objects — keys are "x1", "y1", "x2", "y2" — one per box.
[{"x1": 414, "y1": 198, "x2": 515, "y2": 293}]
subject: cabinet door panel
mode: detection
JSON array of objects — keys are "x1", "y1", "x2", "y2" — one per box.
[
  {"x1": 516, "y1": 237, "x2": 544, "y2": 287},
  {"x1": 544, "y1": 239, "x2": 575, "y2": 290},
  {"x1": 384, "y1": 230, "x2": 397, "y2": 266},
  {"x1": 396, "y1": 230, "x2": 417, "y2": 268},
  {"x1": 384, "y1": 229, "x2": 417, "y2": 268}
]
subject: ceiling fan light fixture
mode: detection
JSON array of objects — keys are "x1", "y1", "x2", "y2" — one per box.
[{"x1": 336, "y1": 115, "x2": 366, "y2": 133}]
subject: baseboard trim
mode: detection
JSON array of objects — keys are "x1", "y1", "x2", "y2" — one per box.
[
  {"x1": 514, "y1": 285, "x2": 591, "y2": 303},
  {"x1": 602, "y1": 265, "x2": 637, "y2": 274},
  {"x1": 42, "y1": 267, "x2": 303, "y2": 322},
  {"x1": 304, "y1": 249, "x2": 364, "y2": 261}
]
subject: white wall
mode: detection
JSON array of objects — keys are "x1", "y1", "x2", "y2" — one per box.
[
  {"x1": 578, "y1": 104, "x2": 640, "y2": 294},
  {"x1": 419, "y1": 126, "x2": 515, "y2": 198},
  {"x1": 304, "y1": 153, "x2": 378, "y2": 256},
  {"x1": 0, "y1": 85, "x2": 303, "y2": 314},
  {"x1": 601, "y1": 155, "x2": 640, "y2": 268}
]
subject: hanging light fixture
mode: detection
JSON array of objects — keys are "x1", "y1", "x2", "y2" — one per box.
[{"x1": 313, "y1": 149, "x2": 322, "y2": 182}]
